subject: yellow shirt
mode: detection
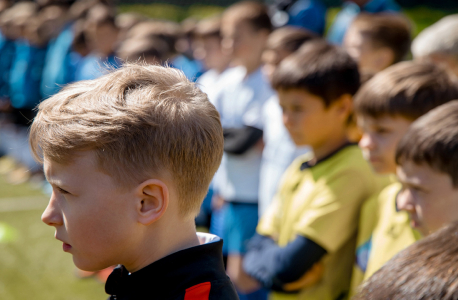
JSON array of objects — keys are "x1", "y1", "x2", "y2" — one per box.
[
  {"x1": 258, "y1": 145, "x2": 378, "y2": 300},
  {"x1": 364, "y1": 182, "x2": 422, "y2": 279},
  {"x1": 349, "y1": 176, "x2": 395, "y2": 296}
]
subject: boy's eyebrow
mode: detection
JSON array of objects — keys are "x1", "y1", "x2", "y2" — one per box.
[
  {"x1": 400, "y1": 177, "x2": 426, "y2": 190},
  {"x1": 45, "y1": 177, "x2": 71, "y2": 190}
]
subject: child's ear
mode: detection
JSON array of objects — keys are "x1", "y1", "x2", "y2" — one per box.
[
  {"x1": 335, "y1": 94, "x2": 353, "y2": 121},
  {"x1": 135, "y1": 179, "x2": 169, "y2": 225}
]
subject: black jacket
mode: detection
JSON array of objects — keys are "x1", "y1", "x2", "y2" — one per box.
[{"x1": 105, "y1": 234, "x2": 239, "y2": 300}]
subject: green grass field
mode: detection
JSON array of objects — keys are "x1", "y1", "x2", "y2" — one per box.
[{"x1": 0, "y1": 176, "x2": 106, "y2": 300}]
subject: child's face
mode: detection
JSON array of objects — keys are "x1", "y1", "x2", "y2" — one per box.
[
  {"x1": 42, "y1": 151, "x2": 139, "y2": 271},
  {"x1": 278, "y1": 88, "x2": 347, "y2": 147},
  {"x1": 344, "y1": 27, "x2": 393, "y2": 74},
  {"x1": 221, "y1": 19, "x2": 268, "y2": 67},
  {"x1": 396, "y1": 160, "x2": 458, "y2": 236},
  {"x1": 87, "y1": 23, "x2": 119, "y2": 56},
  {"x1": 358, "y1": 114, "x2": 412, "y2": 174},
  {"x1": 195, "y1": 36, "x2": 230, "y2": 71},
  {"x1": 262, "y1": 47, "x2": 293, "y2": 82}
]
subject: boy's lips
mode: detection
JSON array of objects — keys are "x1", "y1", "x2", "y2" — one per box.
[
  {"x1": 63, "y1": 243, "x2": 72, "y2": 252},
  {"x1": 55, "y1": 235, "x2": 72, "y2": 252},
  {"x1": 409, "y1": 215, "x2": 421, "y2": 229}
]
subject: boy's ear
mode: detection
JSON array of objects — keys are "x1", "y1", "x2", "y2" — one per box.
[
  {"x1": 135, "y1": 179, "x2": 169, "y2": 225},
  {"x1": 334, "y1": 94, "x2": 353, "y2": 121}
]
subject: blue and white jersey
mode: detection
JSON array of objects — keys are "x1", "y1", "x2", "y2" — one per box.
[
  {"x1": 258, "y1": 95, "x2": 310, "y2": 215},
  {"x1": 197, "y1": 68, "x2": 236, "y2": 104},
  {"x1": 212, "y1": 67, "x2": 274, "y2": 203}
]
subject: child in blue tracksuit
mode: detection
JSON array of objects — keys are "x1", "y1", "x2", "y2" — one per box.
[
  {"x1": 74, "y1": 8, "x2": 121, "y2": 81},
  {"x1": 9, "y1": 39, "x2": 47, "y2": 110},
  {"x1": 0, "y1": 32, "x2": 15, "y2": 101},
  {"x1": 41, "y1": 22, "x2": 75, "y2": 98}
]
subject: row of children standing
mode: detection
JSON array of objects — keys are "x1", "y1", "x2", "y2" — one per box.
[
  {"x1": 194, "y1": 2, "x2": 458, "y2": 300},
  {"x1": 0, "y1": 0, "x2": 208, "y2": 183},
  {"x1": 0, "y1": 0, "x2": 401, "y2": 184}
]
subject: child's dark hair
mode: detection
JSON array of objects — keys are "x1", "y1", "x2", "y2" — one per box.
[
  {"x1": 396, "y1": 100, "x2": 458, "y2": 187},
  {"x1": 271, "y1": 40, "x2": 360, "y2": 107},
  {"x1": 350, "y1": 13, "x2": 411, "y2": 64},
  {"x1": 223, "y1": 1, "x2": 272, "y2": 33},
  {"x1": 353, "y1": 221, "x2": 458, "y2": 300},
  {"x1": 266, "y1": 26, "x2": 318, "y2": 53},
  {"x1": 354, "y1": 61, "x2": 458, "y2": 120},
  {"x1": 194, "y1": 15, "x2": 222, "y2": 39}
]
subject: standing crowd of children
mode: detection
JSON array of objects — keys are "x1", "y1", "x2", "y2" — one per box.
[{"x1": 3, "y1": 0, "x2": 458, "y2": 299}]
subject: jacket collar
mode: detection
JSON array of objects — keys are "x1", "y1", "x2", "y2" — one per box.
[{"x1": 105, "y1": 233, "x2": 226, "y2": 299}]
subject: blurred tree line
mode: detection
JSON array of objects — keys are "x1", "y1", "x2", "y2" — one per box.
[{"x1": 116, "y1": 0, "x2": 458, "y2": 9}]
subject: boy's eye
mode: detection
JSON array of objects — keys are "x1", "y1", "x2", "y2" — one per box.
[
  {"x1": 375, "y1": 127, "x2": 390, "y2": 134},
  {"x1": 291, "y1": 105, "x2": 303, "y2": 112},
  {"x1": 57, "y1": 187, "x2": 70, "y2": 195}
]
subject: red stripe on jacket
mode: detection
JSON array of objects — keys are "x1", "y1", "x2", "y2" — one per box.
[{"x1": 184, "y1": 282, "x2": 211, "y2": 300}]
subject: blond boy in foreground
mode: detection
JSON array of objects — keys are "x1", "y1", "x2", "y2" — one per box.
[{"x1": 31, "y1": 64, "x2": 239, "y2": 300}]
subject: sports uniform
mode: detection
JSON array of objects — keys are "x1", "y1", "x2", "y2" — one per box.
[
  {"x1": 105, "y1": 233, "x2": 238, "y2": 300},
  {"x1": 256, "y1": 144, "x2": 378, "y2": 300}
]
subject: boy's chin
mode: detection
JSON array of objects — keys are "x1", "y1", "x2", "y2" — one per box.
[
  {"x1": 73, "y1": 257, "x2": 111, "y2": 272},
  {"x1": 369, "y1": 163, "x2": 392, "y2": 175}
]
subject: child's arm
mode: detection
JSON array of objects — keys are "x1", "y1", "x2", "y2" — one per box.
[
  {"x1": 223, "y1": 126, "x2": 263, "y2": 155},
  {"x1": 243, "y1": 234, "x2": 326, "y2": 292}
]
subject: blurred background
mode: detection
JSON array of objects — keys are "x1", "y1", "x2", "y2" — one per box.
[{"x1": 0, "y1": 0, "x2": 457, "y2": 299}]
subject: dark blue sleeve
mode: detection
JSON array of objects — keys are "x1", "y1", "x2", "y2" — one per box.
[
  {"x1": 243, "y1": 234, "x2": 326, "y2": 292},
  {"x1": 223, "y1": 126, "x2": 263, "y2": 155}
]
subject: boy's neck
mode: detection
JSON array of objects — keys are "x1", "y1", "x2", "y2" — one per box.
[
  {"x1": 313, "y1": 134, "x2": 350, "y2": 162},
  {"x1": 125, "y1": 218, "x2": 199, "y2": 273},
  {"x1": 215, "y1": 64, "x2": 229, "y2": 74},
  {"x1": 244, "y1": 58, "x2": 262, "y2": 76}
]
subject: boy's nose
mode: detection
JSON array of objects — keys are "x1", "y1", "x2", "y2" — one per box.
[
  {"x1": 396, "y1": 190, "x2": 415, "y2": 213},
  {"x1": 282, "y1": 113, "x2": 293, "y2": 129},
  {"x1": 41, "y1": 193, "x2": 63, "y2": 227},
  {"x1": 358, "y1": 133, "x2": 375, "y2": 150}
]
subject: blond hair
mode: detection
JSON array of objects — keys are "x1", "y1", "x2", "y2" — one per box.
[{"x1": 30, "y1": 63, "x2": 224, "y2": 219}]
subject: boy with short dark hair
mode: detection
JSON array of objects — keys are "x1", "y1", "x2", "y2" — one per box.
[
  {"x1": 396, "y1": 100, "x2": 458, "y2": 237},
  {"x1": 327, "y1": 0, "x2": 400, "y2": 45},
  {"x1": 31, "y1": 63, "x2": 238, "y2": 300},
  {"x1": 354, "y1": 220, "x2": 458, "y2": 300},
  {"x1": 212, "y1": 2, "x2": 274, "y2": 298},
  {"x1": 244, "y1": 40, "x2": 378, "y2": 300},
  {"x1": 259, "y1": 26, "x2": 317, "y2": 216},
  {"x1": 350, "y1": 62, "x2": 458, "y2": 294},
  {"x1": 344, "y1": 13, "x2": 411, "y2": 75}
]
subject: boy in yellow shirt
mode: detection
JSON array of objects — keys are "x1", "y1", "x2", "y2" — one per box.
[
  {"x1": 243, "y1": 40, "x2": 378, "y2": 300},
  {"x1": 355, "y1": 101, "x2": 458, "y2": 299},
  {"x1": 350, "y1": 61, "x2": 458, "y2": 294}
]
